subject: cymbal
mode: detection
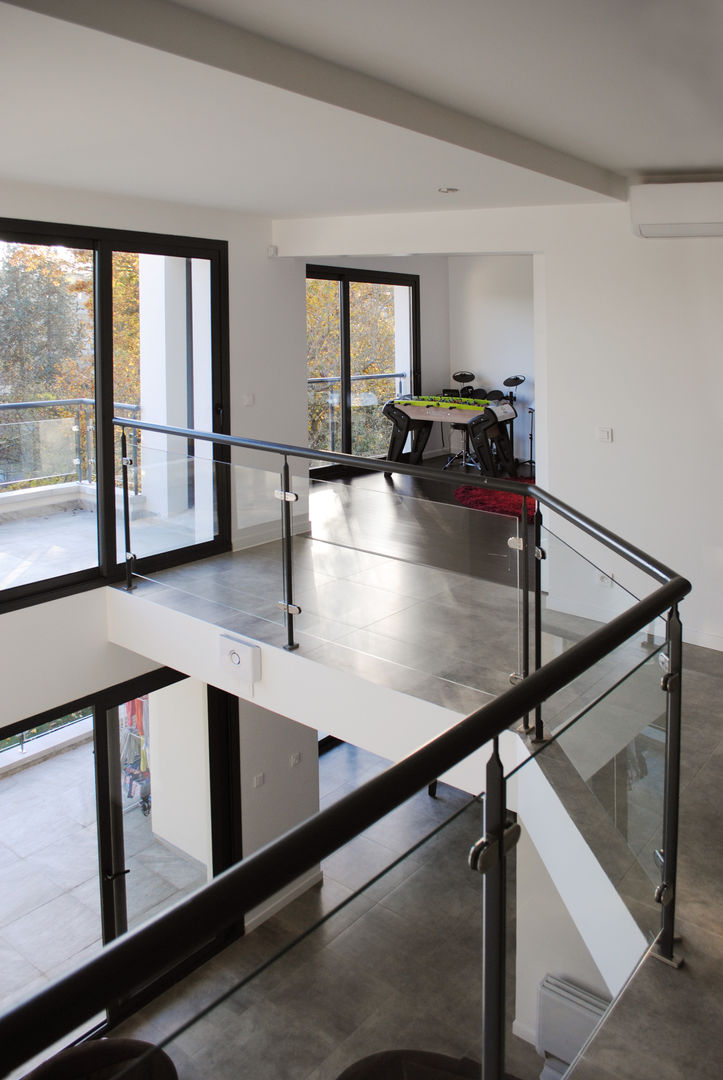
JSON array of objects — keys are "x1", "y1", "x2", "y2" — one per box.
[
  {"x1": 503, "y1": 375, "x2": 525, "y2": 387},
  {"x1": 452, "y1": 370, "x2": 475, "y2": 384}
]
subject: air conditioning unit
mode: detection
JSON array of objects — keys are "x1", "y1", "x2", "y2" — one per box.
[{"x1": 630, "y1": 181, "x2": 723, "y2": 237}]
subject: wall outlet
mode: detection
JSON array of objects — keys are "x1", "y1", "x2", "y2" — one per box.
[
  {"x1": 597, "y1": 426, "x2": 614, "y2": 443},
  {"x1": 289, "y1": 752, "x2": 302, "y2": 768},
  {"x1": 253, "y1": 772, "x2": 265, "y2": 788}
]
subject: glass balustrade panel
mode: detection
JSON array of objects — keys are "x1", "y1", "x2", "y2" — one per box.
[
  {"x1": 536, "y1": 522, "x2": 666, "y2": 735},
  {"x1": 122, "y1": 456, "x2": 287, "y2": 639},
  {"x1": 287, "y1": 469, "x2": 522, "y2": 707},
  {"x1": 116, "y1": 443, "x2": 218, "y2": 562},
  {"x1": 510, "y1": 645, "x2": 668, "y2": 942},
  {"x1": 101, "y1": 783, "x2": 488, "y2": 1080},
  {"x1": 505, "y1": 646, "x2": 669, "y2": 1078}
]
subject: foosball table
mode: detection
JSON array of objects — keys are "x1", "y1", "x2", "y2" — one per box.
[{"x1": 382, "y1": 394, "x2": 517, "y2": 477}]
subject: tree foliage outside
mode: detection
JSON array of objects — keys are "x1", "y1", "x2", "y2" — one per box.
[
  {"x1": 0, "y1": 242, "x2": 141, "y2": 489},
  {"x1": 306, "y1": 277, "x2": 407, "y2": 456}
]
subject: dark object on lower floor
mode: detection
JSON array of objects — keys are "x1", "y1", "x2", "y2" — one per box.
[
  {"x1": 335, "y1": 1050, "x2": 481, "y2": 1079},
  {"x1": 22, "y1": 1038, "x2": 178, "y2": 1080}
]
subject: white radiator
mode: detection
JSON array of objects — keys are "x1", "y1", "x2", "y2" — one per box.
[{"x1": 536, "y1": 975, "x2": 609, "y2": 1080}]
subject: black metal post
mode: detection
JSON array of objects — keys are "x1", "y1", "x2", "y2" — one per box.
[
  {"x1": 280, "y1": 457, "x2": 299, "y2": 651},
  {"x1": 120, "y1": 428, "x2": 135, "y2": 591},
  {"x1": 520, "y1": 497, "x2": 531, "y2": 733},
  {"x1": 656, "y1": 604, "x2": 683, "y2": 963},
  {"x1": 482, "y1": 738, "x2": 507, "y2": 1080},
  {"x1": 534, "y1": 507, "x2": 544, "y2": 742}
]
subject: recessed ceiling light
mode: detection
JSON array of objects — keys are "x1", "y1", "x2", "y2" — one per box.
[{"x1": 438, "y1": 187, "x2": 459, "y2": 194}]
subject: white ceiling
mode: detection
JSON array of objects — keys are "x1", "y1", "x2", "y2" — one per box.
[
  {"x1": 1, "y1": 0, "x2": 721, "y2": 219},
  {"x1": 174, "y1": 0, "x2": 723, "y2": 176}
]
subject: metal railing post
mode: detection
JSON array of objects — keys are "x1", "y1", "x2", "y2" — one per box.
[
  {"x1": 533, "y1": 507, "x2": 544, "y2": 742},
  {"x1": 655, "y1": 603, "x2": 683, "y2": 965},
  {"x1": 470, "y1": 738, "x2": 515, "y2": 1080},
  {"x1": 521, "y1": 497, "x2": 531, "y2": 733},
  {"x1": 120, "y1": 428, "x2": 135, "y2": 591},
  {"x1": 278, "y1": 456, "x2": 300, "y2": 651}
]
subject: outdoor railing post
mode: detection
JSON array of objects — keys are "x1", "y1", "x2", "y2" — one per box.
[
  {"x1": 656, "y1": 603, "x2": 683, "y2": 965},
  {"x1": 278, "y1": 456, "x2": 300, "y2": 651},
  {"x1": 533, "y1": 506, "x2": 544, "y2": 742},
  {"x1": 120, "y1": 427, "x2": 135, "y2": 591}
]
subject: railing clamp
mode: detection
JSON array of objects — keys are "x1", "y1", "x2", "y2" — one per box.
[
  {"x1": 277, "y1": 601, "x2": 301, "y2": 615},
  {"x1": 468, "y1": 820, "x2": 521, "y2": 875},
  {"x1": 507, "y1": 536, "x2": 524, "y2": 551},
  {"x1": 508, "y1": 672, "x2": 523, "y2": 686},
  {"x1": 535, "y1": 546, "x2": 546, "y2": 560},
  {"x1": 121, "y1": 456, "x2": 133, "y2": 467},
  {"x1": 274, "y1": 489, "x2": 298, "y2": 503},
  {"x1": 655, "y1": 881, "x2": 674, "y2": 907},
  {"x1": 661, "y1": 671, "x2": 680, "y2": 693}
]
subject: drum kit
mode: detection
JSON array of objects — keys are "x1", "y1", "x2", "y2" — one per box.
[{"x1": 449, "y1": 371, "x2": 535, "y2": 472}]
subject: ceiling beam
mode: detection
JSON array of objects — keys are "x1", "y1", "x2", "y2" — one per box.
[{"x1": 5, "y1": 0, "x2": 626, "y2": 200}]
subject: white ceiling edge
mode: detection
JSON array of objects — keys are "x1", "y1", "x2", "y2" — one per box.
[{"x1": 4, "y1": 0, "x2": 626, "y2": 202}]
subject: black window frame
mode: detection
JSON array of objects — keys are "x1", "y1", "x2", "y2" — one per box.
[
  {"x1": 0, "y1": 666, "x2": 244, "y2": 1026},
  {"x1": 0, "y1": 218, "x2": 231, "y2": 612},
  {"x1": 306, "y1": 263, "x2": 421, "y2": 465}
]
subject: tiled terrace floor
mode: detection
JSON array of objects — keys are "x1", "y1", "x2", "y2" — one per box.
[{"x1": 0, "y1": 739, "x2": 207, "y2": 1014}]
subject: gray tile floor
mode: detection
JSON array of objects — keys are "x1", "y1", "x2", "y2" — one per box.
[{"x1": 0, "y1": 738, "x2": 207, "y2": 1013}]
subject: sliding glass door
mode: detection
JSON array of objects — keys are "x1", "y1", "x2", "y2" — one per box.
[
  {"x1": 306, "y1": 265, "x2": 420, "y2": 460},
  {"x1": 0, "y1": 218, "x2": 230, "y2": 607}
]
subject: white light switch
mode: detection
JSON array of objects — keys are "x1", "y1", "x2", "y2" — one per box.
[
  {"x1": 241, "y1": 393, "x2": 255, "y2": 407},
  {"x1": 253, "y1": 772, "x2": 265, "y2": 788},
  {"x1": 597, "y1": 426, "x2": 614, "y2": 443}
]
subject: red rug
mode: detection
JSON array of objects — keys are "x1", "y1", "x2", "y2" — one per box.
[{"x1": 454, "y1": 477, "x2": 536, "y2": 521}]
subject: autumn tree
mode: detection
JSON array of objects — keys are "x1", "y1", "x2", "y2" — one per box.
[{"x1": 306, "y1": 278, "x2": 403, "y2": 456}]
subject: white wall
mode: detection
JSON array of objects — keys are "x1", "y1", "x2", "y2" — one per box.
[
  {"x1": 274, "y1": 203, "x2": 723, "y2": 650},
  {"x1": 448, "y1": 255, "x2": 535, "y2": 461},
  {"x1": 148, "y1": 677, "x2": 213, "y2": 874},
  {"x1": 1, "y1": 589, "x2": 160, "y2": 726}
]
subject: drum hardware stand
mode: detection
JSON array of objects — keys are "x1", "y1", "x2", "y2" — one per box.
[{"x1": 503, "y1": 375, "x2": 525, "y2": 467}]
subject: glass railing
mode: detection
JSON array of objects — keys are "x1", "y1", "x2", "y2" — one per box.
[
  {"x1": 534, "y1": 522, "x2": 667, "y2": 737},
  {"x1": 503, "y1": 643, "x2": 671, "y2": 1075},
  {"x1": 7, "y1": 647, "x2": 672, "y2": 1080},
  {"x1": 0, "y1": 414, "x2": 684, "y2": 1080},
  {"x1": 307, "y1": 372, "x2": 408, "y2": 456},
  {"x1": 120, "y1": 450, "x2": 523, "y2": 712},
  {"x1": 96, "y1": 786, "x2": 491, "y2": 1080}
]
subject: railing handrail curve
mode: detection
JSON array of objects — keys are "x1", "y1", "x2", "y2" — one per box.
[
  {"x1": 113, "y1": 416, "x2": 679, "y2": 585},
  {"x1": 0, "y1": 566, "x2": 689, "y2": 1074}
]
